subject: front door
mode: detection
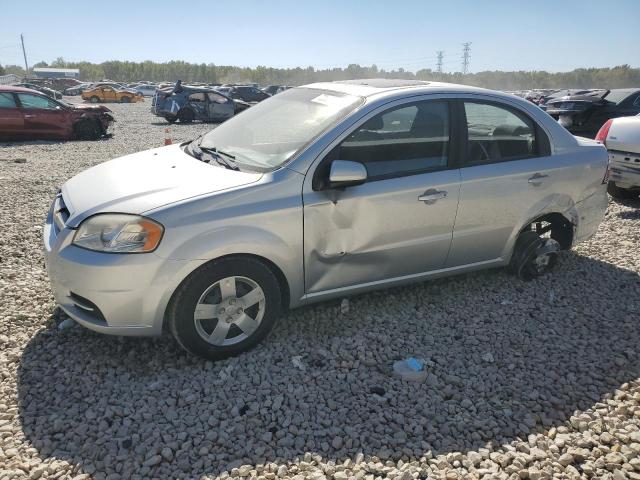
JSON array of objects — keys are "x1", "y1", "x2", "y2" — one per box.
[
  {"x1": 303, "y1": 99, "x2": 460, "y2": 294},
  {"x1": 101, "y1": 87, "x2": 116, "y2": 102},
  {"x1": 15, "y1": 93, "x2": 71, "y2": 139}
]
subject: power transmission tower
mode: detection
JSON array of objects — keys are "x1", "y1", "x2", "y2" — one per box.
[
  {"x1": 20, "y1": 34, "x2": 29, "y2": 77},
  {"x1": 436, "y1": 51, "x2": 444, "y2": 73},
  {"x1": 461, "y1": 42, "x2": 471, "y2": 74}
]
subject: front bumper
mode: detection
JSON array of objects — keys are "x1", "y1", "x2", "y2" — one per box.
[
  {"x1": 43, "y1": 194, "x2": 197, "y2": 336},
  {"x1": 609, "y1": 150, "x2": 640, "y2": 189}
]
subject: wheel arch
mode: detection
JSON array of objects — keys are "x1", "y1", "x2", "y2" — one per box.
[{"x1": 161, "y1": 252, "x2": 291, "y2": 332}]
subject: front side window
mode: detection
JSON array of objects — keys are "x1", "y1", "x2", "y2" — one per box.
[
  {"x1": 464, "y1": 102, "x2": 537, "y2": 165},
  {"x1": 16, "y1": 93, "x2": 59, "y2": 110},
  {"x1": 335, "y1": 101, "x2": 450, "y2": 180},
  {"x1": 189, "y1": 92, "x2": 205, "y2": 102},
  {"x1": 0, "y1": 93, "x2": 16, "y2": 108}
]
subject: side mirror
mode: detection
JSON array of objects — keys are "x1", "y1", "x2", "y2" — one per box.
[{"x1": 329, "y1": 160, "x2": 367, "y2": 189}]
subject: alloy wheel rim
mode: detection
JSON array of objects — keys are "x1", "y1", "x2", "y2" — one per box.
[{"x1": 193, "y1": 276, "x2": 265, "y2": 346}]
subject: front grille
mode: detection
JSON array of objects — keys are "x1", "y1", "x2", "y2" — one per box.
[
  {"x1": 69, "y1": 292, "x2": 107, "y2": 324},
  {"x1": 52, "y1": 193, "x2": 69, "y2": 233}
]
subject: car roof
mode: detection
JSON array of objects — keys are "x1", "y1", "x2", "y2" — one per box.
[
  {"x1": 301, "y1": 78, "x2": 499, "y2": 100},
  {"x1": 0, "y1": 85, "x2": 43, "y2": 94}
]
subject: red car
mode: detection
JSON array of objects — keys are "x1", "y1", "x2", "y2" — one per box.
[{"x1": 0, "y1": 85, "x2": 114, "y2": 141}]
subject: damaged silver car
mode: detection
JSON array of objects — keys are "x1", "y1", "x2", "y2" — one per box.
[{"x1": 44, "y1": 79, "x2": 608, "y2": 359}]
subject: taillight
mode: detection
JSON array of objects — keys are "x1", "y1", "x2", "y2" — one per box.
[{"x1": 595, "y1": 119, "x2": 613, "y2": 144}]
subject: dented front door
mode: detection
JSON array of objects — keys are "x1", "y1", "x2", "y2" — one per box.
[{"x1": 303, "y1": 170, "x2": 460, "y2": 294}]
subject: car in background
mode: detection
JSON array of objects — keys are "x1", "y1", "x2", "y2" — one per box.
[
  {"x1": 133, "y1": 84, "x2": 157, "y2": 97},
  {"x1": 0, "y1": 85, "x2": 114, "y2": 141},
  {"x1": 596, "y1": 114, "x2": 640, "y2": 199},
  {"x1": 44, "y1": 79, "x2": 608, "y2": 360},
  {"x1": 82, "y1": 85, "x2": 143, "y2": 103},
  {"x1": 152, "y1": 82, "x2": 248, "y2": 123},
  {"x1": 546, "y1": 88, "x2": 640, "y2": 138},
  {"x1": 64, "y1": 82, "x2": 94, "y2": 96},
  {"x1": 226, "y1": 85, "x2": 270, "y2": 103},
  {"x1": 15, "y1": 83, "x2": 63, "y2": 100}
]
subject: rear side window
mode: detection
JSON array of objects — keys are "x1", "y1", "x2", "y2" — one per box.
[
  {"x1": 16, "y1": 93, "x2": 59, "y2": 110},
  {"x1": 464, "y1": 102, "x2": 538, "y2": 165},
  {"x1": 336, "y1": 100, "x2": 450, "y2": 180},
  {"x1": 0, "y1": 93, "x2": 16, "y2": 108}
]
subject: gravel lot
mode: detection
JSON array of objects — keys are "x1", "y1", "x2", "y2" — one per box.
[{"x1": 0, "y1": 99, "x2": 639, "y2": 480}]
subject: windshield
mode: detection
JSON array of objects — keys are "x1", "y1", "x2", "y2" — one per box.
[
  {"x1": 603, "y1": 89, "x2": 636, "y2": 104},
  {"x1": 199, "y1": 88, "x2": 362, "y2": 170}
]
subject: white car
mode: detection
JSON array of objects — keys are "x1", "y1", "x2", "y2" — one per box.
[
  {"x1": 597, "y1": 114, "x2": 640, "y2": 199},
  {"x1": 134, "y1": 85, "x2": 158, "y2": 97}
]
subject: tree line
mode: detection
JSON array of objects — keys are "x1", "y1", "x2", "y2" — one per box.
[{"x1": 1, "y1": 58, "x2": 639, "y2": 90}]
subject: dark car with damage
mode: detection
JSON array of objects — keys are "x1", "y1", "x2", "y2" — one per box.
[
  {"x1": 151, "y1": 81, "x2": 250, "y2": 124},
  {"x1": 0, "y1": 86, "x2": 114, "y2": 141},
  {"x1": 546, "y1": 88, "x2": 640, "y2": 137}
]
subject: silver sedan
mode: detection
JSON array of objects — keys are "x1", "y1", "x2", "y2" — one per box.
[{"x1": 44, "y1": 79, "x2": 608, "y2": 359}]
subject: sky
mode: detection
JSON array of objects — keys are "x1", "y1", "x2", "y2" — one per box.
[{"x1": 0, "y1": 0, "x2": 638, "y2": 73}]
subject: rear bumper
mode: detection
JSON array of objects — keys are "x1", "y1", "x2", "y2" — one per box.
[
  {"x1": 573, "y1": 187, "x2": 608, "y2": 244},
  {"x1": 609, "y1": 150, "x2": 640, "y2": 189}
]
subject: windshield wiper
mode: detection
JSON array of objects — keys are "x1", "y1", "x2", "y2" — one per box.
[{"x1": 198, "y1": 146, "x2": 239, "y2": 170}]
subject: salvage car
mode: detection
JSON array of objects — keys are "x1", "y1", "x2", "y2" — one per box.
[
  {"x1": 152, "y1": 82, "x2": 248, "y2": 123},
  {"x1": 0, "y1": 85, "x2": 114, "y2": 140},
  {"x1": 133, "y1": 84, "x2": 157, "y2": 97},
  {"x1": 596, "y1": 114, "x2": 640, "y2": 199},
  {"x1": 546, "y1": 88, "x2": 640, "y2": 138},
  {"x1": 15, "y1": 83, "x2": 63, "y2": 99},
  {"x1": 226, "y1": 85, "x2": 270, "y2": 103},
  {"x1": 64, "y1": 82, "x2": 94, "y2": 96},
  {"x1": 81, "y1": 85, "x2": 143, "y2": 103},
  {"x1": 44, "y1": 79, "x2": 608, "y2": 360}
]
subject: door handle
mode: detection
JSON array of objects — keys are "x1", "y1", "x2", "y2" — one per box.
[
  {"x1": 418, "y1": 189, "x2": 447, "y2": 204},
  {"x1": 528, "y1": 173, "x2": 549, "y2": 185}
]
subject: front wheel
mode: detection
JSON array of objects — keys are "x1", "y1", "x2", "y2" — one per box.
[
  {"x1": 90, "y1": 96, "x2": 100, "y2": 103},
  {"x1": 608, "y1": 181, "x2": 638, "y2": 199},
  {"x1": 168, "y1": 257, "x2": 282, "y2": 360}
]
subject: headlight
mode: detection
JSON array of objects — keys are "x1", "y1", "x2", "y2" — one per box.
[{"x1": 73, "y1": 214, "x2": 164, "y2": 253}]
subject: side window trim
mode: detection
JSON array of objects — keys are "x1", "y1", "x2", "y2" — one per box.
[{"x1": 458, "y1": 99, "x2": 550, "y2": 168}]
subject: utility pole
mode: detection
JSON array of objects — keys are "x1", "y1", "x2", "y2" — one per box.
[
  {"x1": 436, "y1": 51, "x2": 444, "y2": 73},
  {"x1": 20, "y1": 34, "x2": 29, "y2": 78},
  {"x1": 461, "y1": 42, "x2": 471, "y2": 75}
]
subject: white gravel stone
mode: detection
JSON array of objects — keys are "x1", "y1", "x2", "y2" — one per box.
[{"x1": 1, "y1": 99, "x2": 640, "y2": 479}]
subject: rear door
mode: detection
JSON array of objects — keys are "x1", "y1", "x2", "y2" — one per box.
[
  {"x1": 206, "y1": 92, "x2": 234, "y2": 121},
  {"x1": 446, "y1": 98, "x2": 577, "y2": 267},
  {"x1": 303, "y1": 99, "x2": 461, "y2": 293},
  {"x1": 15, "y1": 93, "x2": 72, "y2": 138},
  {"x1": 0, "y1": 92, "x2": 24, "y2": 137}
]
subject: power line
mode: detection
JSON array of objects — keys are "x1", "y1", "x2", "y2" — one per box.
[
  {"x1": 436, "y1": 51, "x2": 444, "y2": 73},
  {"x1": 462, "y1": 42, "x2": 471, "y2": 74}
]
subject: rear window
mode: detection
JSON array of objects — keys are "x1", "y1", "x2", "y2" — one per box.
[
  {"x1": 604, "y1": 90, "x2": 637, "y2": 104},
  {"x1": 0, "y1": 92, "x2": 16, "y2": 108}
]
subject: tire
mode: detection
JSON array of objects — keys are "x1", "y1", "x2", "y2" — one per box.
[
  {"x1": 178, "y1": 109, "x2": 194, "y2": 123},
  {"x1": 90, "y1": 96, "x2": 100, "y2": 103},
  {"x1": 166, "y1": 116, "x2": 177, "y2": 124},
  {"x1": 121, "y1": 96, "x2": 132, "y2": 103},
  {"x1": 608, "y1": 181, "x2": 638, "y2": 199},
  {"x1": 168, "y1": 257, "x2": 282, "y2": 360},
  {"x1": 74, "y1": 120, "x2": 101, "y2": 140},
  {"x1": 509, "y1": 230, "x2": 558, "y2": 281}
]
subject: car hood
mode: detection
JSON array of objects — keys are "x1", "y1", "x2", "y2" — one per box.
[
  {"x1": 61, "y1": 144, "x2": 263, "y2": 227},
  {"x1": 72, "y1": 104, "x2": 112, "y2": 113}
]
